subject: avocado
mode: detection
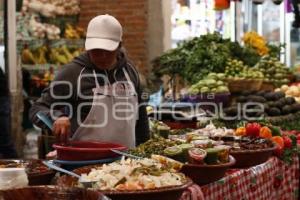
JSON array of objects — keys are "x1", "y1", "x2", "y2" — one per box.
[
  {"x1": 247, "y1": 95, "x2": 267, "y2": 103},
  {"x1": 267, "y1": 107, "x2": 281, "y2": 116},
  {"x1": 290, "y1": 103, "x2": 300, "y2": 112},
  {"x1": 263, "y1": 103, "x2": 270, "y2": 113},
  {"x1": 278, "y1": 98, "x2": 287, "y2": 105},
  {"x1": 274, "y1": 101, "x2": 284, "y2": 109},
  {"x1": 236, "y1": 96, "x2": 247, "y2": 103},
  {"x1": 264, "y1": 92, "x2": 276, "y2": 101},
  {"x1": 267, "y1": 101, "x2": 275, "y2": 107},
  {"x1": 274, "y1": 91, "x2": 285, "y2": 100},
  {"x1": 256, "y1": 90, "x2": 267, "y2": 96},
  {"x1": 241, "y1": 91, "x2": 252, "y2": 96},
  {"x1": 281, "y1": 105, "x2": 292, "y2": 115},
  {"x1": 285, "y1": 97, "x2": 296, "y2": 105}
]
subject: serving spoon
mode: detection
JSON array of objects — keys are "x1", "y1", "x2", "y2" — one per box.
[
  {"x1": 42, "y1": 160, "x2": 97, "y2": 188},
  {"x1": 42, "y1": 161, "x2": 112, "y2": 199},
  {"x1": 110, "y1": 149, "x2": 143, "y2": 159}
]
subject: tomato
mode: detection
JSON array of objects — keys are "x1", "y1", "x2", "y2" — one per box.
[
  {"x1": 274, "y1": 146, "x2": 284, "y2": 157},
  {"x1": 246, "y1": 123, "x2": 261, "y2": 137},
  {"x1": 283, "y1": 136, "x2": 292, "y2": 149}
]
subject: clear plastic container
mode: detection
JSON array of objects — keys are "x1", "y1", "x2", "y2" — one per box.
[{"x1": 0, "y1": 168, "x2": 28, "y2": 190}]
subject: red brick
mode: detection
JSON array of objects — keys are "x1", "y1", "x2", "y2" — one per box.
[{"x1": 78, "y1": 0, "x2": 149, "y2": 73}]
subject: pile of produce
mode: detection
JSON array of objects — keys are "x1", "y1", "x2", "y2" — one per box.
[
  {"x1": 275, "y1": 84, "x2": 300, "y2": 103},
  {"x1": 225, "y1": 59, "x2": 264, "y2": 80},
  {"x1": 254, "y1": 56, "x2": 291, "y2": 86},
  {"x1": 30, "y1": 67, "x2": 55, "y2": 96},
  {"x1": 129, "y1": 137, "x2": 179, "y2": 158},
  {"x1": 224, "y1": 90, "x2": 300, "y2": 118},
  {"x1": 153, "y1": 32, "x2": 252, "y2": 83},
  {"x1": 153, "y1": 32, "x2": 282, "y2": 84},
  {"x1": 234, "y1": 122, "x2": 299, "y2": 163},
  {"x1": 21, "y1": 45, "x2": 83, "y2": 65},
  {"x1": 25, "y1": 0, "x2": 80, "y2": 17},
  {"x1": 64, "y1": 24, "x2": 86, "y2": 39},
  {"x1": 188, "y1": 73, "x2": 229, "y2": 94},
  {"x1": 79, "y1": 157, "x2": 187, "y2": 190},
  {"x1": 29, "y1": 15, "x2": 61, "y2": 39}
]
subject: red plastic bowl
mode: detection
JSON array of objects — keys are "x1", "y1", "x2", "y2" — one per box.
[{"x1": 53, "y1": 141, "x2": 127, "y2": 161}]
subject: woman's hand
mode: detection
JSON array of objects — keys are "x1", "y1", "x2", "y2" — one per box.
[{"x1": 53, "y1": 116, "x2": 71, "y2": 143}]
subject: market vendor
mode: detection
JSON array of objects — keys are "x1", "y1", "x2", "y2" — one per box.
[{"x1": 29, "y1": 14, "x2": 150, "y2": 148}]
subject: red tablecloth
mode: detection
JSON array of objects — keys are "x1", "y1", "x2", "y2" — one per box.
[{"x1": 181, "y1": 156, "x2": 299, "y2": 200}]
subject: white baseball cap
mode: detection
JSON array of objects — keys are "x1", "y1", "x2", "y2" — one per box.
[{"x1": 85, "y1": 14, "x2": 122, "y2": 51}]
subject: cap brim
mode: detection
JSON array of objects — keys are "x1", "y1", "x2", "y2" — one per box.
[{"x1": 85, "y1": 38, "x2": 120, "y2": 51}]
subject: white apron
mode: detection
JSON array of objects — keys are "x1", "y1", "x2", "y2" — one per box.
[{"x1": 72, "y1": 67, "x2": 138, "y2": 148}]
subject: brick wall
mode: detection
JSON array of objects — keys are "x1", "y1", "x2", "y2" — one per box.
[{"x1": 79, "y1": 0, "x2": 149, "y2": 74}]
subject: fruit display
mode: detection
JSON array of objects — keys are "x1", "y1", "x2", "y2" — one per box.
[
  {"x1": 153, "y1": 32, "x2": 247, "y2": 83},
  {"x1": 234, "y1": 122, "x2": 299, "y2": 164},
  {"x1": 21, "y1": 45, "x2": 83, "y2": 65},
  {"x1": 29, "y1": 15, "x2": 61, "y2": 39},
  {"x1": 188, "y1": 73, "x2": 229, "y2": 94},
  {"x1": 242, "y1": 31, "x2": 269, "y2": 56},
  {"x1": 275, "y1": 84, "x2": 300, "y2": 103},
  {"x1": 27, "y1": 0, "x2": 80, "y2": 17},
  {"x1": 64, "y1": 24, "x2": 86, "y2": 39},
  {"x1": 224, "y1": 90, "x2": 300, "y2": 118},
  {"x1": 225, "y1": 59, "x2": 264, "y2": 80},
  {"x1": 254, "y1": 56, "x2": 291, "y2": 86},
  {"x1": 49, "y1": 45, "x2": 83, "y2": 65},
  {"x1": 30, "y1": 67, "x2": 56, "y2": 97}
]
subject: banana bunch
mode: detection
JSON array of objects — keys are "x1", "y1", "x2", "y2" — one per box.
[
  {"x1": 49, "y1": 45, "x2": 83, "y2": 64},
  {"x1": 22, "y1": 44, "x2": 83, "y2": 65},
  {"x1": 64, "y1": 24, "x2": 85, "y2": 39},
  {"x1": 22, "y1": 45, "x2": 36, "y2": 64},
  {"x1": 242, "y1": 31, "x2": 269, "y2": 56},
  {"x1": 34, "y1": 46, "x2": 48, "y2": 64},
  {"x1": 22, "y1": 45, "x2": 48, "y2": 64}
]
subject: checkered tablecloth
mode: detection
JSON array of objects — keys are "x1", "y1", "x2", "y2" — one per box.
[{"x1": 180, "y1": 156, "x2": 299, "y2": 200}]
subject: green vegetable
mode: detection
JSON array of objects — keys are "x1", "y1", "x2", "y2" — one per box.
[
  {"x1": 153, "y1": 32, "x2": 256, "y2": 83},
  {"x1": 129, "y1": 137, "x2": 180, "y2": 158}
]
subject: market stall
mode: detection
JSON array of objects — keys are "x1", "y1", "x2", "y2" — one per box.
[{"x1": 1, "y1": 1, "x2": 300, "y2": 199}]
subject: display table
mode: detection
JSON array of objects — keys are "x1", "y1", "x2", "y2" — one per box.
[{"x1": 181, "y1": 156, "x2": 299, "y2": 200}]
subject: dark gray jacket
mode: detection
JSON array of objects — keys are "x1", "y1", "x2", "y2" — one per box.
[{"x1": 29, "y1": 51, "x2": 150, "y2": 145}]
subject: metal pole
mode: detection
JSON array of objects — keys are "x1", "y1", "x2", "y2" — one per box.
[
  {"x1": 230, "y1": 1, "x2": 236, "y2": 42},
  {"x1": 257, "y1": 4, "x2": 263, "y2": 35},
  {"x1": 279, "y1": 2, "x2": 285, "y2": 63},
  {"x1": 7, "y1": 0, "x2": 17, "y2": 93}
]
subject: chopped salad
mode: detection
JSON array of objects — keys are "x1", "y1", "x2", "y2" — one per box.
[{"x1": 80, "y1": 157, "x2": 186, "y2": 190}]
